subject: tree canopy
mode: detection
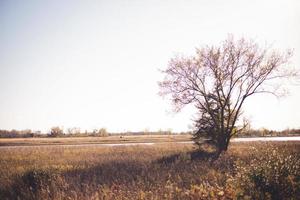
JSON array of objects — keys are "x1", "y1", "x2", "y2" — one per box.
[{"x1": 159, "y1": 36, "x2": 296, "y2": 154}]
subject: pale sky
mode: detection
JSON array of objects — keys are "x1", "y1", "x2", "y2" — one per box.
[{"x1": 0, "y1": 0, "x2": 299, "y2": 133}]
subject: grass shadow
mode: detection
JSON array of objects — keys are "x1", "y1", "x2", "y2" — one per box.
[{"x1": 154, "y1": 148, "x2": 218, "y2": 165}]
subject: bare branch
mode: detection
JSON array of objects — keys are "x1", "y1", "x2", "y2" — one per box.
[{"x1": 159, "y1": 36, "x2": 297, "y2": 153}]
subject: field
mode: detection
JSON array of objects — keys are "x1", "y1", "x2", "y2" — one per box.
[
  {"x1": 0, "y1": 135, "x2": 191, "y2": 146},
  {"x1": 0, "y1": 141, "x2": 299, "y2": 199}
]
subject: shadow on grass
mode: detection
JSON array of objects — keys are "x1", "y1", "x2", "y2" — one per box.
[
  {"x1": 3, "y1": 142, "x2": 300, "y2": 200},
  {"x1": 5, "y1": 149, "x2": 220, "y2": 199},
  {"x1": 7, "y1": 161, "x2": 151, "y2": 199},
  {"x1": 155, "y1": 149, "x2": 218, "y2": 165}
]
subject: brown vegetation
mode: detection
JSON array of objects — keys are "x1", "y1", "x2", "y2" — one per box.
[
  {"x1": 0, "y1": 142, "x2": 299, "y2": 199},
  {"x1": 0, "y1": 135, "x2": 191, "y2": 146},
  {"x1": 0, "y1": 128, "x2": 191, "y2": 138}
]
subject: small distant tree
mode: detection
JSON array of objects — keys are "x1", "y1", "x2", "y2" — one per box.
[
  {"x1": 98, "y1": 128, "x2": 108, "y2": 137},
  {"x1": 92, "y1": 129, "x2": 98, "y2": 135},
  {"x1": 50, "y1": 126, "x2": 63, "y2": 137},
  {"x1": 67, "y1": 127, "x2": 81, "y2": 135},
  {"x1": 159, "y1": 36, "x2": 297, "y2": 154}
]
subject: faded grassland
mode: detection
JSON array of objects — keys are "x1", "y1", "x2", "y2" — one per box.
[
  {"x1": 0, "y1": 135, "x2": 191, "y2": 146},
  {"x1": 0, "y1": 142, "x2": 299, "y2": 199}
]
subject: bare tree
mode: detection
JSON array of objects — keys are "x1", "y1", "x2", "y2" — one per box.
[
  {"x1": 98, "y1": 128, "x2": 108, "y2": 137},
  {"x1": 67, "y1": 127, "x2": 81, "y2": 135},
  {"x1": 159, "y1": 36, "x2": 296, "y2": 154},
  {"x1": 50, "y1": 126, "x2": 64, "y2": 137}
]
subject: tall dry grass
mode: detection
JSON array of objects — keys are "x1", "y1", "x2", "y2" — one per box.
[{"x1": 0, "y1": 142, "x2": 299, "y2": 199}]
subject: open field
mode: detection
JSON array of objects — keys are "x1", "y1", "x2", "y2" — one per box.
[
  {"x1": 0, "y1": 141, "x2": 299, "y2": 199},
  {"x1": 1, "y1": 135, "x2": 300, "y2": 147},
  {"x1": 0, "y1": 135, "x2": 191, "y2": 147}
]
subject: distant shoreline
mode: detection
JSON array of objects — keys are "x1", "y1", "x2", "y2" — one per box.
[{"x1": 0, "y1": 135, "x2": 299, "y2": 148}]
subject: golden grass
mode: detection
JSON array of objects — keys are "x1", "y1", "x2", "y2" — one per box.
[{"x1": 0, "y1": 142, "x2": 299, "y2": 199}]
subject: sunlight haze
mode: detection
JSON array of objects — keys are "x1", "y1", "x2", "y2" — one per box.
[{"x1": 0, "y1": 0, "x2": 299, "y2": 132}]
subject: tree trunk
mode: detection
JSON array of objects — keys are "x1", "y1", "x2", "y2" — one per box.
[{"x1": 216, "y1": 136, "x2": 229, "y2": 155}]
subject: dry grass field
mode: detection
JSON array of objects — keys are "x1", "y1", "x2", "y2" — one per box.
[
  {"x1": 0, "y1": 135, "x2": 191, "y2": 146},
  {"x1": 0, "y1": 141, "x2": 299, "y2": 199}
]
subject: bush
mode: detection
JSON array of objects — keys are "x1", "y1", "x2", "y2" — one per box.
[
  {"x1": 233, "y1": 145, "x2": 300, "y2": 199},
  {"x1": 11, "y1": 169, "x2": 66, "y2": 200}
]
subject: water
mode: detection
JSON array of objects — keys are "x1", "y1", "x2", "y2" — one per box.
[{"x1": 232, "y1": 136, "x2": 300, "y2": 142}]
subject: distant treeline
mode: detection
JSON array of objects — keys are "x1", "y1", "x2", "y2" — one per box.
[
  {"x1": 0, "y1": 127, "x2": 109, "y2": 138},
  {"x1": 0, "y1": 129, "x2": 39, "y2": 138},
  {"x1": 238, "y1": 128, "x2": 300, "y2": 137},
  {"x1": 0, "y1": 127, "x2": 189, "y2": 138},
  {"x1": 0, "y1": 127, "x2": 299, "y2": 138}
]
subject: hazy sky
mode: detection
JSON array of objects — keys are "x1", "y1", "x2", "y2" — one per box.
[{"x1": 0, "y1": 0, "x2": 299, "y2": 132}]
